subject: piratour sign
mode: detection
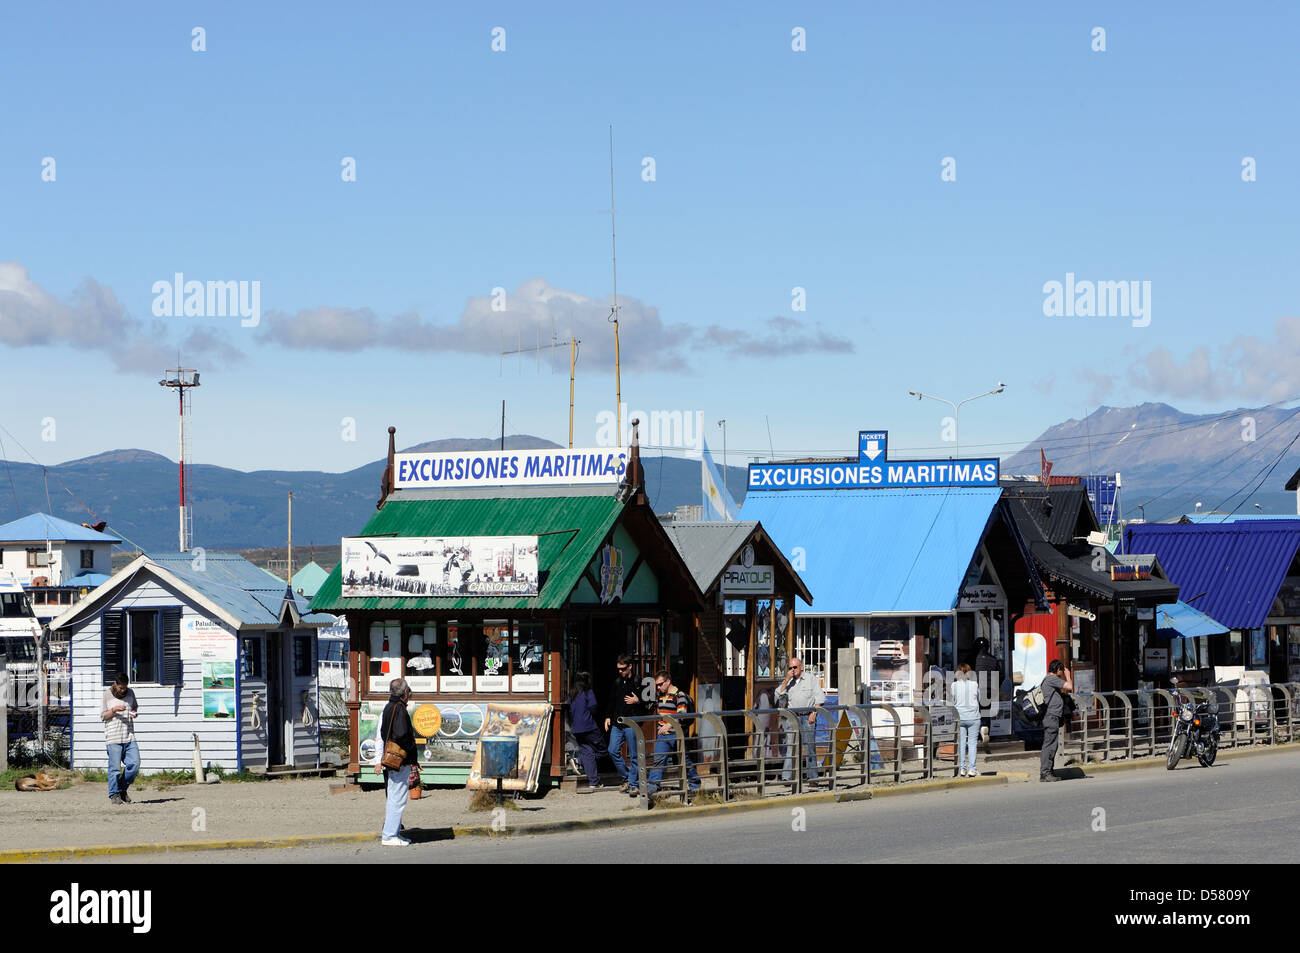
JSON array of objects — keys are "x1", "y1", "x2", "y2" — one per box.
[{"x1": 747, "y1": 431, "x2": 1000, "y2": 491}]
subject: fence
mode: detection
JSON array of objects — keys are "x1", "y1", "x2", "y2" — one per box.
[
  {"x1": 2, "y1": 668, "x2": 74, "y2": 768},
  {"x1": 1060, "y1": 682, "x2": 1300, "y2": 766},
  {"x1": 618, "y1": 702, "x2": 965, "y2": 809},
  {"x1": 616, "y1": 681, "x2": 1300, "y2": 808}
]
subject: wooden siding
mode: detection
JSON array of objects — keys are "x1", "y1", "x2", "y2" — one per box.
[{"x1": 68, "y1": 573, "x2": 322, "y2": 773}]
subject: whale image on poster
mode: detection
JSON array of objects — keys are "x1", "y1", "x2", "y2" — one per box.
[{"x1": 342, "y1": 536, "x2": 539, "y2": 598}]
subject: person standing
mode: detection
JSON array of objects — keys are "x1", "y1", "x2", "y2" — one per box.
[
  {"x1": 646, "y1": 670, "x2": 700, "y2": 800},
  {"x1": 603, "y1": 654, "x2": 644, "y2": 794},
  {"x1": 568, "y1": 671, "x2": 609, "y2": 791},
  {"x1": 380, "y1": 678, "x2": 418, "y2": 845},
  {"x1": 1039, "y1": 659, "x2": 1073, "y2": 782},
  {"x1": 973, "y1": 637, "x2": 1001, "y2": 744},
  {"x1": 101, "y1": 673, "x2": 139, "y2": 805},
  {"x1": 952, "y1": 663, "x2": 981, "y2": 777},
  {"x1": 774, "y1": 657, "x2": 825, "y2": 782}
]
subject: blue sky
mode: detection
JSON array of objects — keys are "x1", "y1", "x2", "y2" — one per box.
[{"x1": 2, "y1": 1, "x2": 1298, "y2": 473}]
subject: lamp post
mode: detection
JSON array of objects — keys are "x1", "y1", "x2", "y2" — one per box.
[{"x1": 906, "y1": 383, "x2": 1006, "y2": 458}]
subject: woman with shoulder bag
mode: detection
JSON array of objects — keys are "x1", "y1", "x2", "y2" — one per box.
[
  {"x1": 952, "y1": 664, "x2": 982, "y2": 777},
  {"x1": 380, "y1": 678, "x2": 418, "y2": 846}
]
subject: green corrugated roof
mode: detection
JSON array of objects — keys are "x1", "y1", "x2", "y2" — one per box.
[{"x1": 310, "y1": 494, "x2": 623, "y2": 612}]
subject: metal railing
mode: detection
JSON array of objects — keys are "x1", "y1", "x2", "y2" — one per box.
[
  {"x1": 617, "y1": 702, "x2": 965, "y2": 809},
  {"x1": 1059, "y1": 681, "x2": 1299, "y2": 766}
]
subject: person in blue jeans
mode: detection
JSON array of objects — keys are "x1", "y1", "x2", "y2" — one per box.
[
  {"x1": 952, "y1": 664, "x2": 981, "y2": 777},
  {"x1": 604, "y1": 655, "x2": 645, "y2": 795},
  {"x1": 101, "y1": 673, "x2": 139, "y2": 805},
  {"x1": 646, "y1": 671, "x2": 700, "y2": 800}
]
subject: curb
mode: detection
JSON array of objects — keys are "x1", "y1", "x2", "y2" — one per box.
[
  {"x1": 3, "y1": 774, "x2": 1008, "y2": 862},
  {"x1": 1064, "y1": 741, "x2": 1297, "y2": 776}
]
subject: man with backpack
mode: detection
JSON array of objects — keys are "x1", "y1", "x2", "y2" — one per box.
[
  {"x1": 645, "y1": 670, "x2": 701, "y2": 801},
  {"x1": 1039, "y1": 659, "x2": 1074, "y2": 782}
]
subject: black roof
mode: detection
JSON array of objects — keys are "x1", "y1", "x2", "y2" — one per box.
[{"x1": 1000, "y1": 482, "x2": 1097, "y2": 546}]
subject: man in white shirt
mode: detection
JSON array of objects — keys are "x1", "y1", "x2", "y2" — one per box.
[
  {"x1": 775, "y1": 657, "x2": 825, "y2": 782},
  {"x1": 101, "y1": 672, "x2": 139, "y2": 805}
]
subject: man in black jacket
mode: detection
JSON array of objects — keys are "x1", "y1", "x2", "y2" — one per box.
[
  {"x1": 380, "y1": 678, "x2": 418, "y2": 845},
  {"x1": 603, "y1": 655, "x2": 647, "y2": 794}
]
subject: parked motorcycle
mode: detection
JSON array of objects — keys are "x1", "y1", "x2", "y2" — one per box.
[{"x1": 1166, "y1": 677, "x2": 1220, "y2": 770}]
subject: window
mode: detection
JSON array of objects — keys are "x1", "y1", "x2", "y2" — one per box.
[
  {"x1": 102, "y1": 608, "x2": 181, "y2": 685},
  {"x1": 241, "y1": 637, "x2": 263, "y2": 679},
  {"x1": 27, "y1": 549, "x2": 51, "y2": 568},
  {"x1": 797, "y1": 617, "x2": 828, "y2": 685},
  {"x1": 80, "y1": 549, "x2": 94, "y2": 569},
  {"x1": 292, "y1": 635, "x2": 313, "y2": 677},
  {"x1": 127, "y1": 610, "x2": 159, "y2": 683}
]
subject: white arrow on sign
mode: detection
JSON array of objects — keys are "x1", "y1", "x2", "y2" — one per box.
[{"x1": 863, "y1": 440, "x2": 882, "y2": 460}]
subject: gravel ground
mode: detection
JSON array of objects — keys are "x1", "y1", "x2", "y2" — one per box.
[{"x1": 0, "y1": 776, "x2": 648, "y2": 850}]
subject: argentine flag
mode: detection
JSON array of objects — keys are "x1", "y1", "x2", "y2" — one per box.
[{"x1": 701, "y1": 439, "x2": 739, "y2": 521}]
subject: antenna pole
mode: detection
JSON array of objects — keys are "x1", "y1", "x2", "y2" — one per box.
[
  {"x1": 501, "y1": 400, "x2": 506, "y2": 451},
  {"x1": 569, "y1": 337, "x2": 577, "y2": 449},
  {"x1": 287, "y1": 491, "x2": 293, "y2": 580},
  {"x1": 609, "y1": 125, "x2": 623, "y2": 447}
]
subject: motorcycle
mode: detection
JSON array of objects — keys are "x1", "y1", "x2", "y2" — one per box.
[{"x1": 1166, "y1": 677, "x2": 1221, "y2": 770}]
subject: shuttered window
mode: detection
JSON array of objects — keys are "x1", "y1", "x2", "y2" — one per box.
[
  {"x1": 162, "y1": 607, "x2": 182, "y2": 685},
  {"x1": 102, "y1": 610, "x2": 125, "y2": 680}
]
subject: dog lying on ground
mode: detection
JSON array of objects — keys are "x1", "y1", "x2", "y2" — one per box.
[{"x1": 14, "y1": 772, "x2": 59, "y2": 792}]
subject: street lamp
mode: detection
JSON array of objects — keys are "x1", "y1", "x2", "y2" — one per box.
[{"x1": 906, "y1": 383, "x2": 1006, "y2": 458}]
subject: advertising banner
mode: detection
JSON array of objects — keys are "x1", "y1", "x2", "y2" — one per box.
[
  {"x1": 394, "y1": 448, "x2": 627, "y2": 489},
  {"x1": 181, "y1": 617, "x2": 236, "y2": 661},
  {"x1": 748, "y1": 430, "x2": 999, "y2": 490},
  {"x1": 202, "y1": 661, "x2": 236, "y2": 719},
  {"x1": 467, "y1": 702, "x2": 554, "y2": 793},
  {"x1": 342, "y1": 536, "x2": 539, "y2": 598},
  {"x1": 358, "y1": 699, "x2": 490, "y2": 769}
]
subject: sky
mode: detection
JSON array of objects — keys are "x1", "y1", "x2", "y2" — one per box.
[{"x1": 2, "y1": 1, "x2": 1299, "y2": 475}]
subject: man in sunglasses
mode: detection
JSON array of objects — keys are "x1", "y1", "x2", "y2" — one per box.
[
  {"x1": 645, "y1": 670, "x2": 701, "y2": 801},
  {"x1": 775, "y1": 657, "x2": 825, "y2": 782},
  {"x1": 603, "y1": 654, "x2": 645, "y2": 793}
]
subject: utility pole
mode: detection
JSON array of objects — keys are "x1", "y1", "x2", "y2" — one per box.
[
  {"x1": 501, "y1": 400, "x2": 506, "y2": 451},
  {"x1": 608, "y1": 125, "x2": 623, "y2": 447},
  {"x1": 287, "y1": 491, "x2": 293, "y2": 581}
]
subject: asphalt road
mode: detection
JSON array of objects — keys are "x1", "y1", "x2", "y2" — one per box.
[{"x1": 69, "y1": 750, "x2": 1300, "y2": 864}]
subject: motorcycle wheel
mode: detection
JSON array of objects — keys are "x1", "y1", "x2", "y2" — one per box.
[
  {"x1": 1198, "y1": 737, "x2": 1217, "y2": 767},
  {"x1": 1166, "y1": 734, "x2": 1187, "y2": 770}
]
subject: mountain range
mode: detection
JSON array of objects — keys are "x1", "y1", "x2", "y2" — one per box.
[
  {"x1": 3, "y1": 401, "x2": 1298, "y2": 553},
  {"x1": 0, "y1": 437, "x2": 748, "y2": 553}
]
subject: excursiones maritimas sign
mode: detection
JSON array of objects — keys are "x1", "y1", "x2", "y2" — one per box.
[
  {"x1": 747, "y1": 430, "x2": 1000, "y2": 490},
  {"x1": 394, "y1": 448, "x2": 628, "y2": 489}
]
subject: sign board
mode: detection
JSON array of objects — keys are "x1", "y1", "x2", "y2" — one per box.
[
  {"x1": 748, "y1": 430, "x2": 999, "y2": 490},
  {"x1": 394, "y1": 448, "x2": 627, "y2": 489},
  {"x1": 467, "y1": 702, "x2": 554, "y2": 793},
  {"x1": 957, "y1": 585, "x2": 1002, "y2": 608},
  {"x1": 721, "y1": 565, "x2": 774, "y2": 595},
  {"x1": 1111, "y1": 563, "x2": 1152, "y2": 581},
  {"x1": 182, "y1": 617, "x2": 236, "y2": 661},
  {"x1": 1144, "y1": 646, "x2": 1169, "y2": 677},
  {"x1": 342, "y1": 536, "x2": 539, "y2": 598}
]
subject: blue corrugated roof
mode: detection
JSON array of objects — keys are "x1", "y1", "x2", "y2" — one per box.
[
  {"x1": 1124, "y1": 521, "x2": 1300, "y2": 630},
  {"x1": 0, "y1": 512, "x2": 122, "y2": 543},
  {"x1": 739, "y1": 487, "x2": 1002, "y2": 614},
  {"x1": 1154, "y1": 601, "x2": 1229, "y2": 640},
  {"x1": 146, "y1": 552, "x2": 333, "y2": 627}
]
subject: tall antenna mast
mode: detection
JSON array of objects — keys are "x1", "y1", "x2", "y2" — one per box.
[
  {"x1": 159, "y1": 366, "x2": 200, "y2": 552},
  {"x1": 608, "y1": 125, "x2": 623, "y2": 447}
]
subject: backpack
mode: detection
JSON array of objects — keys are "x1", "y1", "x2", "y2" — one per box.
[{"x1": 1019, "y1": 684, "x2": 1048, "y2": 724}]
